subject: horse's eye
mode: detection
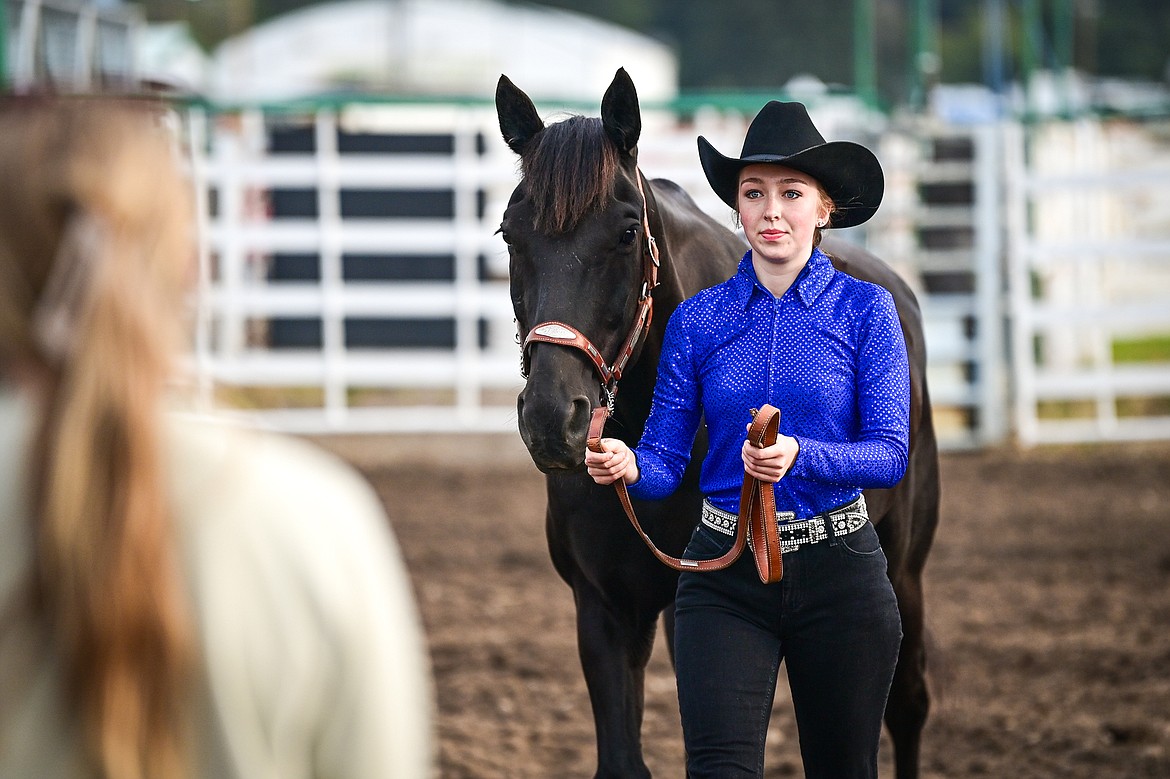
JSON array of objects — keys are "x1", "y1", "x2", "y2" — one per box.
[
  {"x1": 496, "y1": 224, "x2": 511, "y2": 244},
  {"x1": 620, "y1": 227, "x2": 638, "y2": 246}
]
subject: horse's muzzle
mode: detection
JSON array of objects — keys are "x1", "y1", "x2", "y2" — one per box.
[{"x1": 516, "y1": 390, "x2": 594, "y2": 472}]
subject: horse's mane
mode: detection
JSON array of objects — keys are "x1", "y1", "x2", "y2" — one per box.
[{"x1": 521, "y1": 115, "x2": 619, "y2": 234}]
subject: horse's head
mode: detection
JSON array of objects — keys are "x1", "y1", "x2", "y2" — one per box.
[{"x1": 496, "y1": 68, "x2": 655, "y2": 473}]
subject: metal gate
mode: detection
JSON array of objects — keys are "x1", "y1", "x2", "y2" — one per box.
[
  {"x1": 1004, "y1": 115, "x2": 1170, "y2": 445},
  {"x1": 184, "y1": 97, "x2": 1170, "y2": 448},
  {"x1": 869, "y1": 121, "x2": 1007, "y2": 449}
]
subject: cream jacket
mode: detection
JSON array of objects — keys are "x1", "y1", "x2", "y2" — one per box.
[{"x1": 0, "y1": 387, "x2": 434, "y2": 778}]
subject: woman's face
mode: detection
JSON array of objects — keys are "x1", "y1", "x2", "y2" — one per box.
[{"x1": 736, "y1": 163, "x2": 830, "y2": 268}]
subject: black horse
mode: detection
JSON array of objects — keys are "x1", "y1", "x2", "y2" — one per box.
[{"x1": 496, "y1": 68, "x2": 940, "y2": 779}]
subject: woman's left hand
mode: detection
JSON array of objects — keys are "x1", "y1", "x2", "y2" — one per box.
[{"x1": 742, "y1": 431, "x2": 799, "y2": 483}]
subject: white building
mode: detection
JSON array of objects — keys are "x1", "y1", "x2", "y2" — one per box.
[
  {"x1": 138, "y1": 20, "x2": 210, "y2": 94},
  {"x1": 203, "y1": 0, "x2": 677, "y2": 104}
]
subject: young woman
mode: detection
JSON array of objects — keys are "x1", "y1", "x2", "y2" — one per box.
[
  {"x1": 0, "y1": 97, "x2": 433, "y2": 779},
  {"x1": 586, "y1": 101, "x2": 909, "y2": 778}
]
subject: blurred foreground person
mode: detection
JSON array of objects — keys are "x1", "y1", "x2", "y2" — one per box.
[{"x1": 0, "y1": 97, "x2": 433, "y2": 779}]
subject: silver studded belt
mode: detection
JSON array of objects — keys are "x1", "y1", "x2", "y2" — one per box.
[{"x1": 701, "y1": 494, "x2": 869, "y2": 554}]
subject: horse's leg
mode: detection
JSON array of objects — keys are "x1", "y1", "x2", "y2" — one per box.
[
  {"x1": 885, "y1": 573, "x2": 929, "y2": 779},
  {"x1": 573, "y1": 578, "x2": 658, "y2": 779}
]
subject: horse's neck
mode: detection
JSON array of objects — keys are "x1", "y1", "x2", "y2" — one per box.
[
  {"x1": 642, "y1": 194, "x2": 690, "y2": 314},
  {"x1": 645, "y1": 180, "x2": 743, "y2": 305},
  {"x1": 610, "y1": 179, "x2": 742, "y2": 436}
]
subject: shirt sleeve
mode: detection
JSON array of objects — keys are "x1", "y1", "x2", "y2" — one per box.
[
  {"x1": 788, "y1": 287, "x2": 910, "y2": 488},
  {"x1": 627, "y1": 305, "x2": 703, "y2": 501}
]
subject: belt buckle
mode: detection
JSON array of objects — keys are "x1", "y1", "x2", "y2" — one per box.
[
  {"x1": 778, "y1": 516, "x2": 814, "y2": 553},
  {"x1": 778, "y1": 515, "x2": 829, "y2": 553}
]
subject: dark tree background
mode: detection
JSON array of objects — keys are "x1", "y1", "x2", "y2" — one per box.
[{"x1": 143, "y1": 0, "x2": 1170, "y2": 108}]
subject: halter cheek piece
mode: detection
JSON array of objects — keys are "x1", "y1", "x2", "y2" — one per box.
[{"x1": 519, "y1": 171, "x2": 661, "y2": 415}]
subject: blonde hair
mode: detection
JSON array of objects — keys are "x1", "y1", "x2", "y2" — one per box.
[{"x1": 0, "y1": 97, "x2": 195, "y2": 779}]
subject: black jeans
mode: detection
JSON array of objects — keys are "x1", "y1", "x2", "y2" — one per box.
[{"x1": 673, "y1": 517, "x2": 902, "y2": 778}]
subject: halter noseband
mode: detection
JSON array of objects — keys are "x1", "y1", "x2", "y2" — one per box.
[{"x1": 519, "y1": 170, "x2": 660, "y2": 413}]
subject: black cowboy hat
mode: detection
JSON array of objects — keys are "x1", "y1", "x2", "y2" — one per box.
[{"x1": 698, "y1": 101, "x2": 884, "y2": 228}]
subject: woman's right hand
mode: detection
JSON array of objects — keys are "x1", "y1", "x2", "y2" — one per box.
[
  {"x1": 585, "y1": 438, "x2": 640, "y2": 486},
  {"x1": 742, "y1": 430, "x2": 799, "y2": 484}
]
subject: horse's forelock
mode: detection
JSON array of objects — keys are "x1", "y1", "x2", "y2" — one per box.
[{"x1": 520, "y1": 116, "x2": 619, "y2": 234}]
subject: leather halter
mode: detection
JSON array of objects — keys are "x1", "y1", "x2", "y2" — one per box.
[{"x1": 519, "y1": 170, "x2": 660, "y2": 414}]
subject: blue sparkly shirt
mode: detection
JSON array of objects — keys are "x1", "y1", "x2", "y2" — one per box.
[{"x1": 627, "y1": 248, "x2": 910, "y2": 518}]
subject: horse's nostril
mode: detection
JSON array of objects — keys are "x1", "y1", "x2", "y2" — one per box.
[
  {"x1": 568, "y1": 396, "x2": 593, "y2": 439},
  {"x1": 518, "y1": 391, "x2": 593, "y2": 443},
  {"x1": 515, "y1": 388, "x2": 597, "y2": 470}
]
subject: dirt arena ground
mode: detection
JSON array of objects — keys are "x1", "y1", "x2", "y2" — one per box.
[{"x1": 314, "y1": 433, "x2": 1170, "y2": 778}]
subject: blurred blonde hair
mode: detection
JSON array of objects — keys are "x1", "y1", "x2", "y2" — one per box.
[{"x1": 0, "y1": 97, "x2": 195, "y2": 779}]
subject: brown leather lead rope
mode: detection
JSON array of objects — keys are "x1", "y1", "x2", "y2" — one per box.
[
  {"x1": 742, "y1": 406, "x2": 783, "y2": 583},
  {"x1": 587, "y1": 403, "x2": 784, "y2": 583}
]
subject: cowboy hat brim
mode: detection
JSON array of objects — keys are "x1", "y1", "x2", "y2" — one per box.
[{"x1": 698, "y1": 135, "x2": 884, "y2": 229}]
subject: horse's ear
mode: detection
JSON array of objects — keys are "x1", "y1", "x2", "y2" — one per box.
[
  {"x1": 601, "y1": 67, "x2": 641, "y2": 157},
  {"x1": 496, "y1": 75, "x2": 545, "y2": 156}
]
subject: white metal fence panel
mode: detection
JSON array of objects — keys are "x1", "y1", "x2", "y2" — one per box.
[
  {"x1": 185, "y1": 99, "x2": 1010, "y2": 446},
  {"x1": 188, "y1": 103, "x2": 524, "y2": 432},
  {"x1": 195, "y1": 98, "x2": 1170, "y2": 449},
  {"x1": 1005, "y1": 116, "x2": 1170, "y2": 444},
  {"x1": 869, "y1": 123, "x2": 1007, "y2": 448}
]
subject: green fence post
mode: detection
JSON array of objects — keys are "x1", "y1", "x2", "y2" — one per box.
[
  {"x1": 853, "y1": 0, "x2": 878, "y2": 109},
  {"x1": 0, "y1": 0, "x2": 8, "y2": 89}
]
